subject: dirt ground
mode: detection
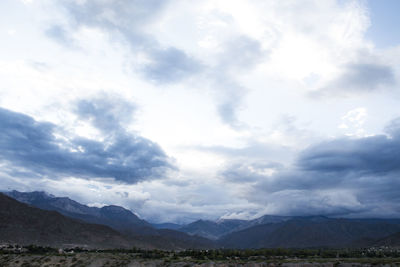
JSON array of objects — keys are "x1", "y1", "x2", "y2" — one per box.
[{"x1": 0, "y1": 253, "x2": 399, "y2": 267}]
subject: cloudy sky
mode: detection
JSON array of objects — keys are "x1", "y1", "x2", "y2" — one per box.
[{"x1": 1, "y1": 0, "x2": 400, "y2": 224}]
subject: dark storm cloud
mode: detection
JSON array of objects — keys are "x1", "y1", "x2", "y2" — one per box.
[
  {"x1": 220, "y1": 118, "x2": 400, "y2": 217},
  {"x1": 314, "y1": 63, "x2": 395, "y2": 96},
  {"x1": 0, "y1": 106, "x2": 174, "y2": 184},
  {"x1": 298, "y1": 131, "x2": 400, "y2": 176}
]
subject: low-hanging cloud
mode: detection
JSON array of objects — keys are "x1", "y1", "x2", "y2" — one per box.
[
  {"x1": 220, "y1": 117, "x2": 400, "y2": 217},
  {"x1": 0, "y1": 104, "x2": 174, "y2": 184},
  {"x1": 298, "y1": 120, "x2": 400, "y2": 175}
]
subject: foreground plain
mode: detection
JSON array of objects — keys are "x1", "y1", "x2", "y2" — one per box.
[
  {"x1": 1, "y1": 253, "x2": 400, "y2": 267},
  {"x1": 1, "y1": 247, "x2": 400, "y2": 267}
]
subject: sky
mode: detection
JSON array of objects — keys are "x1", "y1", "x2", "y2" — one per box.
[{"x1": 1, "y1": 0, "x2": 400, "y2": 224}]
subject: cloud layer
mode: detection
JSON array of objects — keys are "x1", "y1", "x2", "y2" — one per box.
[
  {"x1": 315, "y1": 63, "x2": 395, "y2": 96},
  {"x1": 1, "y1": 0, "x2": 400, "y2": 223},
  {"x1": 0, "y1": 103, "x2": 174, "y2": 184},
  {"x1": 224, "y1": 118, "x2": 400, "y2": 218}
]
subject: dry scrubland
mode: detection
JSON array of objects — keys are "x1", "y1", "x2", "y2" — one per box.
[{"x1": 1, "y1": 253, "x2": 400, "y2": 267}]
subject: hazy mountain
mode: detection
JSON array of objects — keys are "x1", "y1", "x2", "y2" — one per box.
[
  {"x1": 178, "y1": 219, "x2": 248, "y2": 240},
  {"x1": 373, "y1": 231, "x2": 400, "y2": 247},
  {"x1": 178, "y1": 215, "x2": 293, "y2": 240},
  {"x1": 0, "y1": 193, "x2": 134, "y2": 248},
  {"x1": 6, "y1": 190, "x2": 400, "y2": 249},
  {"x1": 4, "y1": 191, "x2": 215, "y2": 249},
  {"x1": 219, "y1": 216, "x2": 400, "y2": 248},
  {"x1": 247, "y1": 214, "x2": 293, "y2": 226},
  {"x1": 139, "y1": 229, "x2": 217, "y2": 250},
  {"x1": 152, "y1": 223, "x2": 182, "y2": 230},
  {"x1": 5, "y1": 190, "x2": 153, "y2": 234}
]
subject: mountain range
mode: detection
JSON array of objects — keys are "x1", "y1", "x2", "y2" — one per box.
[
  {"x1": 177, "y1": 215, "x2": 400, "y2": 248},
  {"x1": 0, "y1": 193, "x2": 133, "y2": 248},
  {"x1": 218, "y1": 216, "x2": 400, "y2": 248},
  {"x1": 178, "y1": 215, "x2": 293, "y2": 240},
  {"x1": 2, "y1": 191, "x2": 214, "y2": 250},
  {"x1": 3, "y1": 190, "x2": 400, "y2": 249},
  {"x1": 5, "y1": 190, "x2": 152, "y2": 235}
]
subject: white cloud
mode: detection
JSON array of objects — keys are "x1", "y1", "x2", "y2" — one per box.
[
  {"x1": 1, "y1": 0, "x2": 400, "y2": 222},
  {"x1": 21, "y1": 0, "x2": 33, "y2": 4},
  {"x1": 339, "y1": 107, "x2": 367, "y2": 136}
]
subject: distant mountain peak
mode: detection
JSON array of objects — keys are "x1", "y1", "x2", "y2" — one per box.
[
  {"x1": 5, "y1": 190, "x2": 152, "y2": 232},
  {"x1": 9, "y1": 190, "x2": 54, "y2": 198},
  {"x1": 101, "y1": 205, "x2": 129, "y2": 212}
]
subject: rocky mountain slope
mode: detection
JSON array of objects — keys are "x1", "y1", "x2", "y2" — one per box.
[
  {"x1": 4, "y1": 191, "x2": 215, "y2": 249},
  {"x1": 5, "y1": 190, "x2": 400, "y2": 249},
  {"x1": 0, "y1": 193, "x2": 133, "y2": 248},
  {"x1": 5, "y1": 190, "x2": 152, "y2": 235},
  {"x1": 218, "y1": 216, "x2": 400, "y2": 248}
]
